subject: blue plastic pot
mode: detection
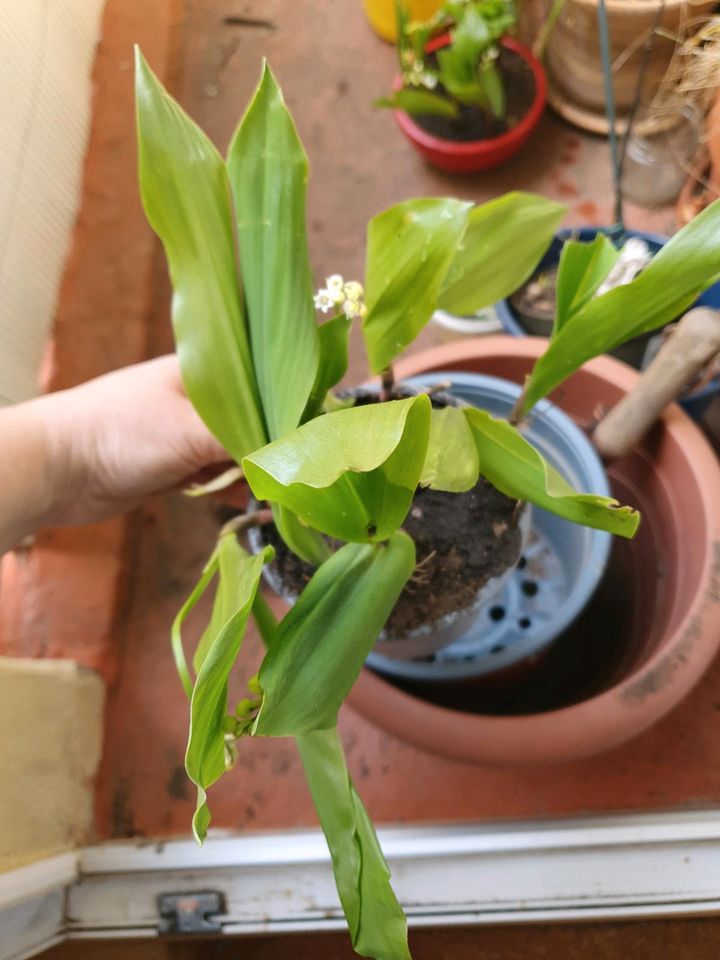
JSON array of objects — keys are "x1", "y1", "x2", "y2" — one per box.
[
  {"x1": 366, "y1": 371, "x2": 613, "y2": 683},
  {"x1": 494, "y1": 227, "x2": 720, "y2": 420}
]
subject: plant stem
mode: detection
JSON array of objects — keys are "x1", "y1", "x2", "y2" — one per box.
[
  {"x1": 509, "y1": 378, "x2": 529, "y2": 425},
  {"x1": 219, "y1": 507, "x2": 273, "y2": 539},
  {"x1": 380, "y1": 365, "x2": 396, "y2": 402}
]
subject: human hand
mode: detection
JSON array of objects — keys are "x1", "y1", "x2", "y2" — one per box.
[{"x1": 38, "y1": 355, "x2": 232, "y2": 527}]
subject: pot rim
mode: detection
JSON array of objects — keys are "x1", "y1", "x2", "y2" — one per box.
[
  {"x1": 348, "y1": 337, "x2": 720, "y2": 763},
  {"x1": 392, "y1": 35, "x2": 547, "y2": 158}
]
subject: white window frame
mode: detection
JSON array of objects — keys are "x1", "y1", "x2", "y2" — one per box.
[{"x1": 3, "y1": 808, "x2": 720, "y2": 958}]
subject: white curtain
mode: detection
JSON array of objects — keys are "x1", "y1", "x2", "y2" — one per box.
[{"x1": 0, "y1": 0, "x2": 106, "y2": 404}]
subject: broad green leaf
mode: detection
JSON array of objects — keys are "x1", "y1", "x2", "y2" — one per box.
[
  {"x1": 171, "y1": 551, "x2": 219, "y2": 699},
  {"x1": 420, "y1": 406, "x2": 479, "y2": 492},
  {"x1": 185, "y1": 541, "x2": 272, "y2": 841},
  {"x1": 251, "y1": 593, "x2": 411, "y2": 959},
  {"x1": 272, "y1": 502, "x2": 331, "y2": 566},
  {"x1": 465, "y1": 408, "x2": 640, "y2": 538},
  {"x1": 554, "y1": 235, "x2": 619, "y2": 334},
  {"x1": 375, "y1": 90, "x2": 459, "y2": 118},
  {"x1": 437, "y1": 7, "x2": 489, "y2": 106},
  {"x1": 134, "y1": 48, "x2": 266, "y2": 462},
  {"x1": 298, "y1": 729, "x2": 411, "y2": 960},
  {"x1": 363, "y1": 198, "x2": 472, "y2": 373},
  {"x1": 522, "y1": 198, "x2": 720, "y2": 413},
  {"x1": 438, "y1": 193, "x2": 566, "y2": 317},
  {"x1": 303, "y1": 313, "x2": 353, "y2": 422},
  {"x1": 227, "y1": 62, "x2": 319, "y2": 441},
  {"x1": 243, "y1": 396, "x2": 431, "y2": 543},
  {"x1": 193, "y1": 531, "x2": 255, "y2": 673},
  {"x1": 253, "y1": 532, "x2": 415, "y2": 736}
]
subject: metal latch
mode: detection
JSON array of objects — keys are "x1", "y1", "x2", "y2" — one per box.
[{"x1": 158, "y1": 891, "x2": 225, "y2": 934}]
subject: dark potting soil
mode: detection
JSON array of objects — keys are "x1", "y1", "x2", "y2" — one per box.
[
  {"x1": 412, "y1": 46, "x2": 535, "y2": 143},
  {"x1": 262, "y1": 478, "x2": 522, "y2": 638}
]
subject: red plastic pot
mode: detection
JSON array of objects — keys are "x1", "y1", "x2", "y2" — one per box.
[
  {"x1": 392, "y1": 36, "x2": 547, "y2": 172},
  {"x1": 347, "y1": 338, "x2": 720, "y2": 764}
]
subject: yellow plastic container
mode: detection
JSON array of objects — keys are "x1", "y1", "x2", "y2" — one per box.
[{"x1": 363, "y1": 0, "x2": 443, "y2": 42}]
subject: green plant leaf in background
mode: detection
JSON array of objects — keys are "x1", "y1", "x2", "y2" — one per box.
[
  {"x1": 438, "y1": 192, "x2": 566, "y2": 317},
  {"x1": 465, "y1": 408, "x2": 640, "y2": 537},
  {"x1": 185, "y1": 538, "x2": 272, "y2": 841},
  {"x1": 375, "y1": 89, "x2": 459, "y2": 118},
  {"x1": 298, "y1": 729, "x2": 412, "y2": 960},
  {"x1": 135, "y1": 48, "x2": 267, "y2": 462},
  {"x1": 303, "y1": 313, "x2": 353, "y2": 422},
  {"x1": 363, "y1": 198, "x2": 472, "y2": 373},
  {"x1": 243, "y1": 396, "x2": 431, "y2": 543},
  {"x1": 227, "y1": 61, "x2": 319, "y2": 441},
  {"x1": 521, "y1": 198, "x2": 720, "y2": 413},
  {"x1": 420, "y1": 406, "x2": 479, "y2": 492},
  {"x1": 253, "y1": 532, "x2": 415, "y2": 737},
  {"x1": 554, "y1": 234, "x2": 619, "y2": 334}
]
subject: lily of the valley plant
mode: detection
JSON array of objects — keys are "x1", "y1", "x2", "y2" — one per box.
[
  {"x1": 136, "y1": 47, "x2": 720, "y2": 960},
  {"x1": 377, "y1": 0, "x2": 518, "y2": 120}
]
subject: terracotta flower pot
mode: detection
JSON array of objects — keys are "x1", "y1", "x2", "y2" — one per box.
[
  {"x1": 392, "y1": 36, "x2": 547, "y2": 173},
  {"x1": 347, "y1": 337, "x2": 720, "y2": 764},
  {"x1": 544, "y1": 0, "x2": 716, "y2": 135}
]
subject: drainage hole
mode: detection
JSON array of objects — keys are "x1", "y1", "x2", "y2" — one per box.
[
  {"x1": 489, "y1": 605, "x2": 506, "y2": 622},
  {"x1": 490, "y1": 644, "x2": 505, "y2": 654},
  {"x1": 518, "y1": 616, "x2": 532, "y2": 630},
  {"x1": 518, "y1": 555, "x2": 528, "y2": 570},
  {"x1": 521, "y1": 580, "x2": 539, "y2": 597}
]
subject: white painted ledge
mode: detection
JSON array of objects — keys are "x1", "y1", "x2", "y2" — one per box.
[{"x1": 3, "y1": 810, "x2": 720, "y2": 957}]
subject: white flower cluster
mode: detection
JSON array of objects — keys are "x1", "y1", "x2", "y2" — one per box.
[{"x1": 313, "y1": 274, "x2": 367, "y2": 319}]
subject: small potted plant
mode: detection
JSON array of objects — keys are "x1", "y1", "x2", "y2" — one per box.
[
  {"x1": 376, "y1": 0, "x2": 547, "y2": 171},
  {"x1": 136, "y1": 50, "x2": 720, "y2": 960}
]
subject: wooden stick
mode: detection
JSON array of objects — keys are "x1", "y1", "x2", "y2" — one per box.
[{"x1": 594, "y1": 307, "x2": 720, "y2": 460}]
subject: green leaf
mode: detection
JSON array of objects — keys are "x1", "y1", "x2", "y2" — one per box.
[
  {"x1": 297, "y1": 729, "x2": 411, "y2": 960},
  {"x1": 254, "y1": 532, "x2": 415, "y2": 736},
  {"x1": 438, "y1": 193, "x2": 566, "y2": 317},
  {"x1": 134, "y1": 48, "x2": 266, "y2": 462},
  {"x1": 554, "y1": 235, "x2": 619, "y2": 334},
  {"x1": 243, "y1": 396, "x2": 431, "y2": 543},
  {"x1": 171, "y1": 551, "x2": 219, "y2": 699},
  {"x1": 478, "y1": 59, "x2": 505, "y2": 118},
  {"x1": 375, "y1": 90, "x2": 459, "y2": 118},
  {"x1": 522, "y1": 198, "x2": 720, "y2": 413},
  {"x1": 420, "y1": 406, "x2": 479, "y2": 492},
  {"x1": 227, "y1": 61, "x2": 319, "y2": 441},
  {"x1": 465, "y1": 408, "x2": 640, "y2": 538},
  {"x1": 363, "y1": 198, "x2": 472, "y2": 374},
  {"x1": 272, "y1": 502, "x2": 331, "y2": 566},
  {"x1": 185, "y1": 539, "x2": 272, "y2": 841},
  {"x1": 303, "y1": 313, "x2": 353, "y2": 422}
]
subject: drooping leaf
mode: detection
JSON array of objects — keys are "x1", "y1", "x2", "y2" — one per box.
[
  {"x1": 554, "y1": 234, "x2": 619, "y2": 334},
  {"x1": 253, "y1": 532, "x2": 415, "y2": 737},
  {"x1": 303, "y1": 313, "x2": 353, "y2": 422},
  {"x1": 420, "y1": 406, "x2": 479, "y2": 492},
  {"x1": 134, "y1": 48, "x2": 267, "y2": 462},
  {"x1": 465, "y1": 408, "x2": 640, "y2": 538},
  {"x1": 521, "y1": 198, "x2": 720, "y2": 413},
  {"x1": 438, "y1": 192, "x2": 566, "y2": 317},
  {"x1": 243, "y1": 396, "x2": 432, "y2": 543},
  {"x1": 363, "y1": 198, "x2": 472, "y2": 373},
  {"x1": 297, "y1": 728, "x2": 412, "y2": 960},
  {"x1": 375, "y1": 89, "x2": 459, "y2": 118},
  {"x1": 251, "y1": 590, "x2": 410, "y2": 959},
  {"x1": 271, "y1": 502, "x2": 331, "y2": 566},
  {"x1": 227, "y1": 61, "x2": 319, "y2": 441},
  {"x1": 185, "y1": 540, "x2": 272, "y2": 841},
  {"x1": 171, "y1": 551, "x2": 219, "y2": 699}
]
